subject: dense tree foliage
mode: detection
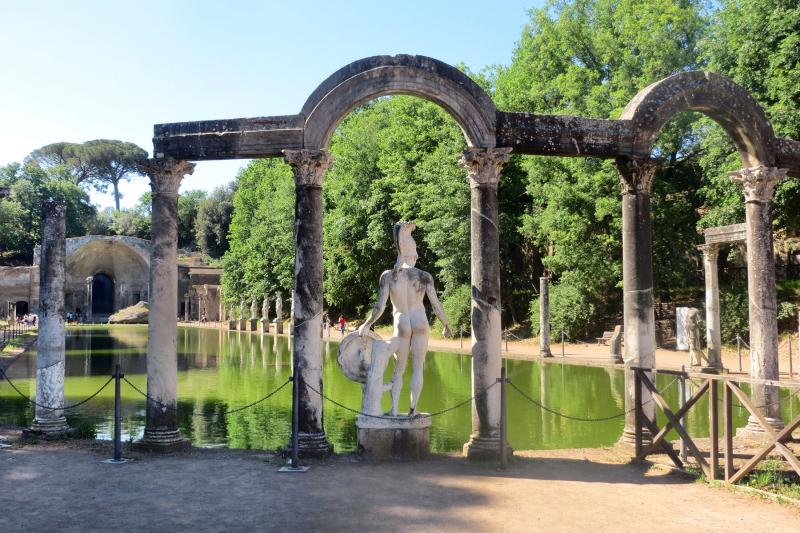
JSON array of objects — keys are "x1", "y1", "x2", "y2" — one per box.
[
  {"x1": 0, "y1": 163, "x2": 95, "y2": 263},
  {"x1": 196, "y1": 185, "x2": 235, "y2": 259}
]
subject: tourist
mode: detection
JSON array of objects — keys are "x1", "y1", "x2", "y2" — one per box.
[
  {"x1": 338, "y1": 315, "x2": 346, "y2": 337},
  {"x1": 200, "y1": 313, "x2": 207, "y2": 323}
]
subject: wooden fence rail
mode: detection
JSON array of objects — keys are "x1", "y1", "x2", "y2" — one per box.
[{"x1": 633, "y1": 367, "x2": 800, "y2": 484}]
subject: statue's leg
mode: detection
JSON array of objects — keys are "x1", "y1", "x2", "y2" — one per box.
[
  {"x1": 389, "y1": 335, "x2": 411, "y2": 415},
  {"x1": 409, "y1": 328, "x2": 430, "y2": 414}
]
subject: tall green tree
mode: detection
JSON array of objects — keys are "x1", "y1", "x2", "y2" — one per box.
[
  {"x1": 493, "y1": 0, "x2": 707, "y2": 337},
  {"x1": 26, "y1": 139, "x2": 147, "y2": 210},
  {"x1": 196, "y1": 184, "x2": 236, "y2": 259},
  {"x1": 177, "y1": 189, "x2": 207, "y2": 250}
]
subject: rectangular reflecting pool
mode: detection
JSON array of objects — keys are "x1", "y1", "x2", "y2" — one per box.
[{"x1": 2, "y1": 326, "x2": 798, "y2": 452}]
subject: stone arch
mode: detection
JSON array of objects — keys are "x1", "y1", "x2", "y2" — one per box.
[
  {"x1": 621, "y1": 71, "x2": 776, "y2": 167},
  {"x1": 301, "y1": 55, "x2": 497, "y2": 150}
]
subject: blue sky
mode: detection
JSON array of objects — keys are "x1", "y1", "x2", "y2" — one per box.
[{"x1": 0, "y1": 0, "x2": 541, "y2": 208}]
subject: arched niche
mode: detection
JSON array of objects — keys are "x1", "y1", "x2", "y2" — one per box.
[
  {"x1": 621, "y1": 71, "x2": 776, "y2": 167},
  {"x1": 302, "y1": 55, "x2": 497, "y2": 150}
]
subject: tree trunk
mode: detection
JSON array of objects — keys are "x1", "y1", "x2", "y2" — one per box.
[{"x1": 113, "y1": 180, "x2": 120, "y2": 211}]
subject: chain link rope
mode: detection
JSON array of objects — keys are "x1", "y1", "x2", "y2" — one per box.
[
  {"x1": 123, "y1": 376, "x2": 291, "y2": 417},
  {"x1": 0, "y1": 368, "x2": 113, "y2": 411}
]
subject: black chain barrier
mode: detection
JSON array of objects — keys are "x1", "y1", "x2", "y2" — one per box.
[
  {"x1": 303, "y1": 380, "x2": 498, "y2": 420},
  {"x1": 123, "y1": 376, "x2": 291, "y2": 417},
  {"x1": 508, "y1": 377, "x2": 678, "y2": 422},
  {"x1": 0, "y1": 367, "x2": 113, "y2": 411}
]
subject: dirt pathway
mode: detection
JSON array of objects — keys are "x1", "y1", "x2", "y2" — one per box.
[{"x1": 1, "y1": 444, "x2": 797, "y2": 532}]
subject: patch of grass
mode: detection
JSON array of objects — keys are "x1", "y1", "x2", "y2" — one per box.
[
  {"x1": 742, "y1": 460, "x2": 800, "y2": 500},
  {"x1": 1, "y1": 330, "x2": 37, "y2": 353}
]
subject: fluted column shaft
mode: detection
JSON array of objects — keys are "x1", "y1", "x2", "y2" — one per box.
[
  {"x1": 617, "y1": 158, "x2": 658, "y2": 445},
  {"x1": 32, "y1": 200, "x2": 69, "y2": 434},
  {"x1": 138, "y1": 158, "x2": 195, "y2": 449},
  {"x1": 539, "y1": 276, "x2": 552, "y2": 357},
  {"x1": 284, "y1": 149, "x2": 332, "y2": 457},
  {"x1": 460, "y1": 147, "x2": 511, "y2": 461},
  {"x1": 730, "y1": 166, "x2": 786, "y2": 430}
]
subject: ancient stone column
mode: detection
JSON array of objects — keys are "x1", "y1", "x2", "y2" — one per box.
[
  {"x1": 137, "y1": 158, "x2": 195, "y2": 450},
  {"x1": 459, "y1": 147, "x2": 512, "y2": 460},
  {"x1": 617, "y1": 157, "x2": 658, "y2": 445},
  {"x1": 699, "y1": 243, "x2": 723, "y2": 371},
  {"x1": 31, "y1": 200, "x2": 69, "y2": 435},
  {"x1": 283, "y1": 149, "x2": 332, "y2": 457},
  {"x1": 85, "y1": 276, "x2": 93, "y2": 320},
  {"x1": 730, "y1": 166, "x2": 787, "y2": 431},
  {"x1": 183, "y1": 293, "x2": 190, "y2": 322},
  {"x1": 539, "y1": 276, "x2": 552, "y2": 357}
]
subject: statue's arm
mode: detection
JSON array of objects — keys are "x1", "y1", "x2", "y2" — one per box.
[
  {"x1": 358, "y1": 271, "x2": 391, "y2": 335},
  {"x1": 425, "y1": 274, "x2": 452, "y2": 337}
]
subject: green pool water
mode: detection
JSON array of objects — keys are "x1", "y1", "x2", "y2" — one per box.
[{"x1": 1, "y1": 326, "x2": 798, "y2": 452}]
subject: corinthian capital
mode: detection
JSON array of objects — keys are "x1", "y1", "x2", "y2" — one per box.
[
  {"x1": 697, "y1": 243, "x2": 722, "y2": 261},
  {"x1": 282, "y1": 149, "x2": 332, "y2": 188},
  {"x1": 137, "y1": 158, "x2": 195, "y2": 196},
  {"x1": 617, "y1": 157, "x2": 659, "y2": 195},
  {"x1": 458, "y1": 147, "x2": 512, "y2": 188},
  {"x1": 728, "y1": 166, "x2": 787, "y2": 203}
]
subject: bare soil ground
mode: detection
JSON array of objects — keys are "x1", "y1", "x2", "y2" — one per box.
[{"x1": 1, "y1": 439, "x2": 798, "y2": 533}]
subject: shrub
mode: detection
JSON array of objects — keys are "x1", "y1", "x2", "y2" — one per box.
[
  {"x1": 720, "y1": 283, "x2": 749, "y2": 343},
  {"x1": 436, "y1": 283, "x2": 471, "y2": 336},
  {"x1": 530, "y1": 281, "x2": 597, "y2": 341}
]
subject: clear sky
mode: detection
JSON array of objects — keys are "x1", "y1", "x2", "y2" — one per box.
[{"x1": 0, "y1": 0, "x2": 541, "y2": 209}]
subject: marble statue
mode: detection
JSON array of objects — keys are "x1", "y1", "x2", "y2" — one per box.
[
  {"x1": 686, "y1": 307, "x2": 707, "y2": 367},
  {"x1": 250, "y1": 296, "x2": 257, "y2": 320},
  {"x1": 340, "y1": 222, "x2": 451, "y2": 417},
  {"x1": 275, "y1": 292, "x2": 283, "y2": 322},
  {"x1": 262, "y1": 293, "x2": 269, "y2": 321},
  {"x1": 239, "y1": 299, "x2": 246, "y2": 320}
]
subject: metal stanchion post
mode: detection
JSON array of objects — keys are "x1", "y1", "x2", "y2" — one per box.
[
  {"x1": 789, "y1": 338, "x2": 794, "y2": 377},
  {"x1": 737, "y1": 336, "x2": 742, "y2": 372},
  {"x1": 499, "y1": 366, "x2": 508, "y2": 469},
  {"x1": 561, "y1": 331, "x2": 565, "y2": 358},
  {"x1": 103, "y1": 364, "x2": 128, "y2": 464},
  {"x1": 678, "y1": 365, "x2": 687, "y2": 461},
  {"x1": 460, "y1": 326, "x2": 463, "y2": 349},
  {"x1": 280, "y1": 373, "x2": 309, "y2": 472},
  {"x1": 504, "y1": 328, "x2": 508, "y2": 353}
]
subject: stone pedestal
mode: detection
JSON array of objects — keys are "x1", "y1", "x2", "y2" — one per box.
[
  {"x1": 239, "y1": 319, "x2": 247, "y2": 331},
  {"x1": 249, "y1": 318, "x2": 258, "y2": 332},
  {"x1": 357, "y1": 415, "x2": 431, "y2": 459},
  {"x1": 260, "y1": 319, "x2": 270, "y2": 333},
  {"x1": 228, "y1": 320, "x2": 237, "y2": 331},
  {"x1": 275, "y1": 320, "x2": 284, "y2": 334},
  {"x1": 609, "y1": 325, "x2": 623, "y2": 364}
]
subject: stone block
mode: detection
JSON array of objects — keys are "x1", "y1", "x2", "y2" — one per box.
[
  {"x1": 249, "y1": 318, "x2": 258, "y2": 332},
  {"x1": 356, "y1": 415, "x2": 430, "y2": 460},
  {"x1": 260, "y1": 319, "x2": 269, "y2": 333}
]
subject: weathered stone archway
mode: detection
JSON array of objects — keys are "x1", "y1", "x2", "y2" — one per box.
[{"x1": 142, "y1": 54, "x2": 800, "y2": 455}]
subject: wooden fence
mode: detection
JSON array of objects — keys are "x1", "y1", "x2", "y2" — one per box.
[{"x1": 633, "y1": 367, "x2": 800, "y2": 484}]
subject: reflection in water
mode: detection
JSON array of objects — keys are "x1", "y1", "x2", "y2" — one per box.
[{"x1": 2, "y1": 326, "x2": 799, "y2": 452}]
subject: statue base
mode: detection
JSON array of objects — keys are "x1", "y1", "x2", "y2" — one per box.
[
  {"x1": 260, "y1": 319, "x2": 270, "y2": 333},
  {"x1": 228, "y1": 320, "x2": 237, "y2": 330},
  {"x1": 238, "y1": 319, "x2": 247, "y2": 331},
  {"x1": 275, "y1": 321, "x2": 284, "y2": 334},
  {"x1": 249, "y1": 319, "x2": 258, "y2": 332},
  {"x1": 356, "y1": 414, "x2": 430, "y2": 459}
]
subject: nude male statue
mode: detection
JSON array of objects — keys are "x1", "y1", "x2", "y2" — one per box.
[{"x1": 358, "y1": 222, "x2": 452, "y2": 416}]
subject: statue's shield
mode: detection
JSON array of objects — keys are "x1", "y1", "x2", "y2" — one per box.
[{"x1": 337, "y1": 331, "x2": 384, "y2": 383}]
